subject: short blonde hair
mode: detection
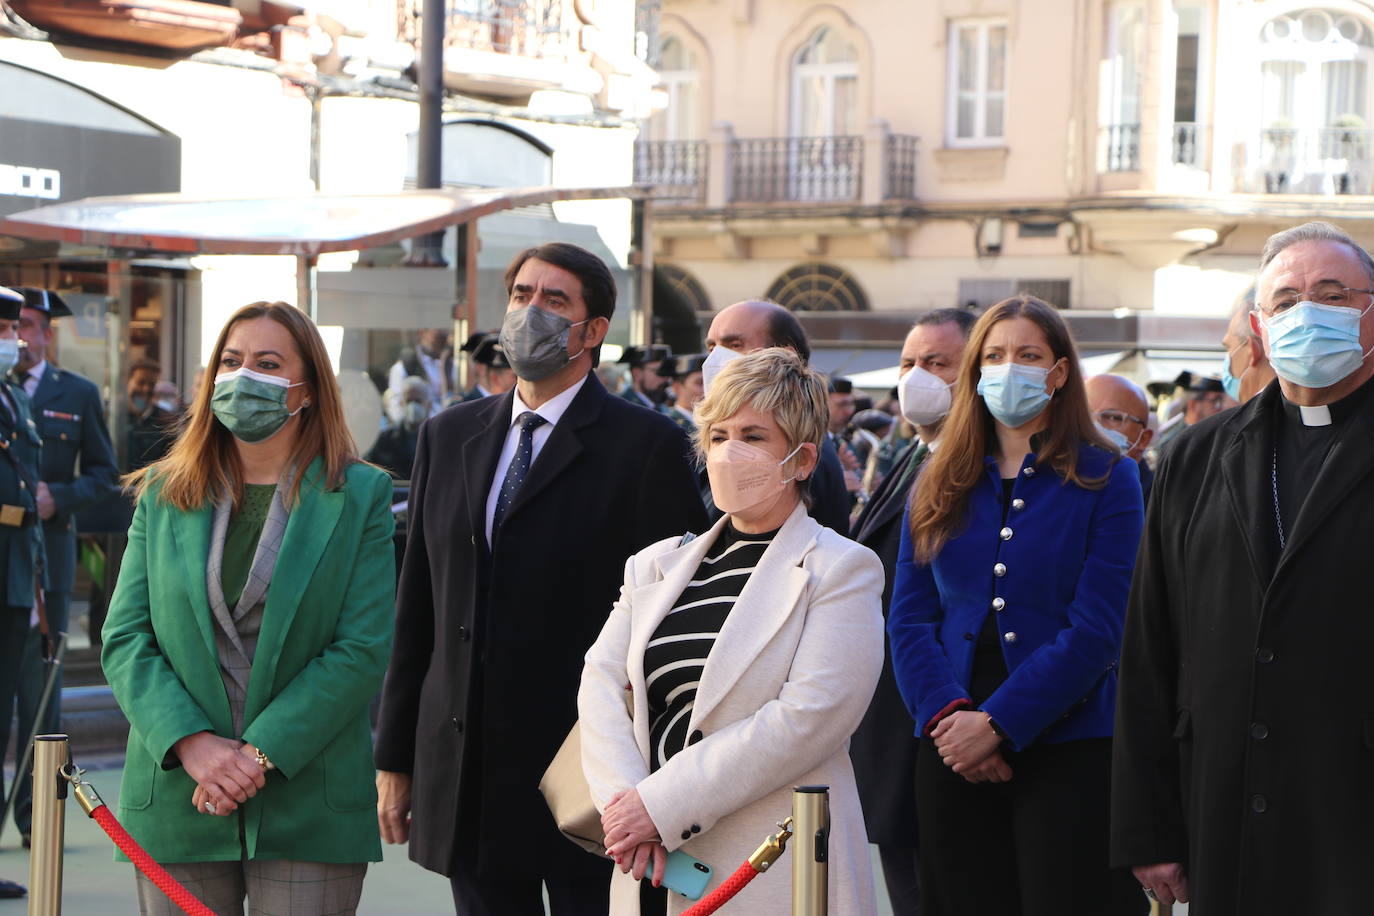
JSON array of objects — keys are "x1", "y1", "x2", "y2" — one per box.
[{"x1": 693, "y1": 347, "x2": 829, "y2": 488}]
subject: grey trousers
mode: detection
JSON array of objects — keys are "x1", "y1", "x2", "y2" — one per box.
[{"x1": 135, "y1": 859, "x2": 367, "y2": 916}]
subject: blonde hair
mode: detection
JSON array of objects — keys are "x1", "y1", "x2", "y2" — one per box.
[
  {"x1": 692, "y1": 347, "x2": 829, "y2": 486},
  {"x1": 125, "y1": 302, "x2": 359, "y2": 510}
]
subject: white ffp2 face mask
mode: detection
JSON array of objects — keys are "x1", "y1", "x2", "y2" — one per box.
[
  {"x1": 701, "y1": 346, "x2": 746, "y2": 396},
  {"x1": 898, "y1": 365, "x2": 953, "y2": 427}
]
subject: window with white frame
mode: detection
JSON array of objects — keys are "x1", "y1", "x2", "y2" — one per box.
[
  {"x1": 789, "y1": 27, "x2": 860, "y2": 138},
  {"x1": 1255, "y1": 9, "x2": 1374, "y2": 193},
  {"x1": 1099, "y1": 1, "x2": 1145, "y2": 171},
  {"x1": 947, "y1": 19, "x2": 1008, "y2": 146},
  {"x1": 649, "y1": 36, "x2": 701, "y2": 142}
]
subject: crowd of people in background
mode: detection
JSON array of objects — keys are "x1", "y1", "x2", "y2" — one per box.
[{"x1": 3, "y1": 219, "x2": 1374, "y2": 915}]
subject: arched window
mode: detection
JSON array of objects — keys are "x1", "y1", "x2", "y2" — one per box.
[
  {"x1": 1257, "y1": 9, "x2": 1374, "y2": 192},
  {"x1": 650, "y1": 35, "x2": 701, "y2": 141},
  {"x1": 765, "y1": 263, "x2": 868, "y2": 312},
  {"x1": 790, "y1": 27, "x2": 860, "y2": 137},
  {"x1": 1260, "y1": 10, "x2": 1374, "y2": 126}
]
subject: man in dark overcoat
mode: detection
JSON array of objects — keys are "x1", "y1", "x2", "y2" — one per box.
[
  {"x1": 849, "y1": 308, "x2": 972, "y2": 914},
  {"x1": 374, "y1": 242, "x2": 707, "y2": 915},
  {"x1": 1113, "y1": 221, "x2": 1374, "y2": 914}
]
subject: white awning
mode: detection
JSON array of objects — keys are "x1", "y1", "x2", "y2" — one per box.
[{"x1": 0, "y1": 185, "x2": 648, "y2": 256}]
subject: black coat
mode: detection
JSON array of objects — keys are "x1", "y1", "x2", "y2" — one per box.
[
  {"x1": 848, "y1": 441, "x2": 926, "y2": 846},
  {"x1": 374, "y1": 374, "x2": 708, "y2": 880},
  {"x1": 1112, "y1": 380, "x2": 1374, "y2": 915}
]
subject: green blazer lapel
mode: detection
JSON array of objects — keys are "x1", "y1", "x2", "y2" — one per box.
[
  {"x1": 247, "y1": 458, "x2": 344, "y2": 718},
  {"x1": 170, "y1": 500, "x2": 217, "y2": 660}
]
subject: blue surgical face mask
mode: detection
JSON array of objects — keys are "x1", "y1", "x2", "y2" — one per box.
[
  {"x1": 977, "y1": 361, "x2": 1057, "y2": 428},
  {"x1": 1262, "y1": 299, "x2": 1374, "y2": 389},
  {"x1": 0, "y1": 339, "x2": 18, "y2": 377},
  {"x1": 1220, "y1": 343, "x2": 1247, "y2": 402},
  {"x1": 1100, "y1": 425, "x2": 1132, "y2": 452}
]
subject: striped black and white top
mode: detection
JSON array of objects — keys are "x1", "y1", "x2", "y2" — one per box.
[{"x1": 644, "y1": 523, "x2": 779, "y2": 771}]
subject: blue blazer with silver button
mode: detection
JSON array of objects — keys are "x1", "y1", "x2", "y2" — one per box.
[{"x1": 888, "y1": 443, "x2": 1143, "y2": 751}]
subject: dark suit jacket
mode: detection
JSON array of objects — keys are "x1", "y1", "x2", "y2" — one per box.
[
  {"x1": 847, "y1": 440, "x2": 926, "y2": 846},
  {"x1": 374, "y1": 373, "x2": 708, "y2": 880},
  {"x1": 27, "y1": 363, "x2": 118, "y2": 593},
  {"x1": 1112, "y1": 381, "x2": 1374, "y2": 915}
]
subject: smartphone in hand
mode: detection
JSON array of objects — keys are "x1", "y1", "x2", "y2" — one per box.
[{"x1": 658, "y1": 849, "x2": 713, "y2": 901}]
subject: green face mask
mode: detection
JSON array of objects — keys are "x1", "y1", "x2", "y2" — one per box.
[{"x1": 211, "y1": 367, "x2": 308, "y2": 443}]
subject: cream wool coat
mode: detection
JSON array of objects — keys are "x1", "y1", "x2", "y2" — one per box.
[{"x1": 579, "y1": 503, "x2": 885, "y2": 915}]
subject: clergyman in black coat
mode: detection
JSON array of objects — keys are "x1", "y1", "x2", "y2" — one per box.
[
  {"x1": 374, "y1": 243, "x2": 707, "y2": 915},
  {"x1": 848, "y1": 308, "x2": 973, "y2": 913},
  {"x1": 1112, "y1": 222, "x2": 1374, "y2": 914}
]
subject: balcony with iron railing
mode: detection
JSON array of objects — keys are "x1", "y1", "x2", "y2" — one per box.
[
  {"x1": 397, "y1": 0, "x2": 575, "y2": 59},
  {"x1": 1247, "y1": 126, "x2": 1374, "y2": 195},
  {"x1": 634, "y1": 125, "x2": 919, "y2": 208}
]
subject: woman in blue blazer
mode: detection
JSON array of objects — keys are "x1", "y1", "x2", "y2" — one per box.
[{"x1": 888, "y1": 296, "x2": 1145, "y2": 916}]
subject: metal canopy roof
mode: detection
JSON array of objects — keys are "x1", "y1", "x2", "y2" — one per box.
[{"x1": 0, "y1": 185, "x2": 648, "y2": 256}]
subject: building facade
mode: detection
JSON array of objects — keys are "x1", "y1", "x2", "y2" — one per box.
[{"x1": 637, "y1": 0, "x2": 1374, "y2": 379}]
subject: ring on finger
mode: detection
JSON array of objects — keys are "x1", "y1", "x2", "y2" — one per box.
[
  {"x1": 204, "y1": 800, "x2": 216, "y2": 814},
  {"x1": 1142, "y1": 887, "x2": 1158, "y2": 902}
]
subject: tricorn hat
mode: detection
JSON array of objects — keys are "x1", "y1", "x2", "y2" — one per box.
[
  {"x1": 619, "y1": 344, "x2": 673, "y2": 369},
  {"x1": 0, "y1": 286, "x2": 22, "y2": 322},
  {"x1": 16, "y1": 287, "x2": 72, "y2": 318}
]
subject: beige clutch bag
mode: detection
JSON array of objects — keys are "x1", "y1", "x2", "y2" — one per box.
[{"x1": 539, "y1": 721, "x2": 607, "y2": 857}]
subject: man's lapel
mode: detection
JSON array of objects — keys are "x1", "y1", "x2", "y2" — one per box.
[
  {"x1": 30, "y1": 365, "x2": 59, "y2": 411},
  {"x1": 500, "y1": 374, "x2": 606, "y2": 527},
  {"x1": 1219, "y1": 388, "x2": 1280, "y2": 590},
  {"x1": 1278, "y1": 394, "x2": 1374, "y2": 572},
  {"x1": 855, "y1": 442, "x2": 924, "y2": 542},
  {"x1": 461, "y1": 392, "x2": 515, "y2": 551}
]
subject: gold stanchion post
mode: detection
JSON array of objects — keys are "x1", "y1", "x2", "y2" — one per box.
[
  {"x1": 27, "y1": 734, "x2": 68, "y2": 916},
  {"x1": 791, "y1": 786, "x2": 829, "y2": 916}
]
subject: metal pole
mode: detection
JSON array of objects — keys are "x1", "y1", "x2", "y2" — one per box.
[
  {"x1": 791, "y1": 786, "x2": 829, "y2": 916},
  {"x1": 296, "y1": 255, "x2": 318, "y2": 322},
  {"x1": 28, "y1": 734, "x2": 68, "y2": 916},
  {"x1": 629, "y1": 197, "x2": 652, "y2": 346},
  {"x1": 0, "y1": 634, "x2": 67, "y2": 841},
  {"x1": 452, "y1": 220, "x2": 479, "y2": 391},
  {"x1": 407, "y1": 0, "x2": 447, "y2": 267}
]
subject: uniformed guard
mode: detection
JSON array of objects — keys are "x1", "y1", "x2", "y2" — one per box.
[
  {"x1": 9, "y1": 286, "x2": 117, "y2": 846},
  {"x1": 459, "y1": 332, "x2": 515, "y2": 402},
  {"x1": 618, "y1": 344, "x2": 674, "y2": 412},
  {"x1": 0, "y1": 285, "x2": 44, "y2": 900},
  {"x1": 666, "y1": 352, "x2": 706, "y2": 432}
]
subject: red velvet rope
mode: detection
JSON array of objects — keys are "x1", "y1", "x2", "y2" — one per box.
[
  {"x1": 680, "y1": 861, "x2": 760, "y2": 916},
  {"x1": 90, "y1": 804, "x2": 218, "y2": 916}
]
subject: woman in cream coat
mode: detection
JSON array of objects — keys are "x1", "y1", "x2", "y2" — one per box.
[{"x1": 579, "y1": 347, "x2": 885, "y2": 915}]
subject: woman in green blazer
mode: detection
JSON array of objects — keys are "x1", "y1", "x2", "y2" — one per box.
[{"x1": 102, "y1": 301, "x2": 395, "y2": 915}]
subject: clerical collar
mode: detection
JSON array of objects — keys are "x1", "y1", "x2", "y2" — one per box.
[{"x1": 1279, "y1": 371, "x2": 1374, "y2": 428}]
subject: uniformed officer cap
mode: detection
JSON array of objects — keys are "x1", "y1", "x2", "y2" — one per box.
[
  {"x1": 1173, "y1": 370, "x2": 1224, "y2": 395},
  {"x1": 670, "y1": 353, "x2": 707, "y2": 378},
  {"x1": 0, "y1": 286, "x2": 21, "y2": 321},
  {"x1": 852, "y1": 408, "x2": 895, "y2": 432},
  {"x1": 619, "y1": 345, "x2": 673, "y2": 369},
  {"x1": 460, "y1": 331, "x2": 494, "y2": 354},
  {"x1": 471, "y1": 336, "x2": 511, "y2": 370},
  {"x1": 16, "y1": 287, "x2": 72, "y2": 318}
]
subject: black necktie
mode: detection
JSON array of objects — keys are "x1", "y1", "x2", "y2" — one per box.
[{"x1": 491, "y1": 411, "x2": 547, "y2": 539}]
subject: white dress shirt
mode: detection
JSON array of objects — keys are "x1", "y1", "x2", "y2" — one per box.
[{"x1": 484, "y1": 374, "x2": 588, "y2": 545}]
